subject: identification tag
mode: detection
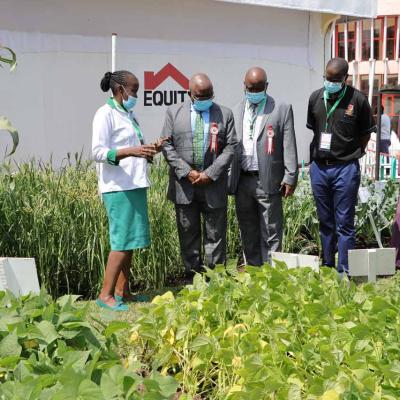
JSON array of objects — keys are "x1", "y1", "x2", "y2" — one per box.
[{"x1": 319, "y1": 132, "x2": 332, "y2": 152}]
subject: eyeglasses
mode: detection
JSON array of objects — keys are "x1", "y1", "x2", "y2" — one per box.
[
  {"x1": 244, "y1": 83, "x2": 269, "y2": 93},
  {"x1": 323, "y1": 75, "x2": 345, "y2": 83},
  {"x1": 192, "y1": 94, "x2": 215, "y2": 101}
]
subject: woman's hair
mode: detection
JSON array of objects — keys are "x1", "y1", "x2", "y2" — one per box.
[{"x1": 100, "y1": 70, "x2": 133, "y2": 93}]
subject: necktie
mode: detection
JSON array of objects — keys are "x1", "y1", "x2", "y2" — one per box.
[
  {"x1": 249, "y1": 103, "x2": 257, "y2": 140},
  {"x1": 193, "y1": 112, "x2": 204, "y2": 169}
]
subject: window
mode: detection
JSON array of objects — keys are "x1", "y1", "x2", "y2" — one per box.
[
  {"x1": 388, "y1": 75, "x2": 398, "y2": 86},
  {"x1": 362, "y1": 19, "x2": 372, "y2": 61},
  {"x1": 373, "y1": 18, "x2": 383, "y2": 60},
  {"x1": 336, "y1": 23, "x2": 345, "y2": 59},
  {"x1": 386, "y1": 17, "x2": 397, "y2": 60},
  {"x1": 335, "y1": 21, "x2": 356, "y2": 61},
  {"x1": 382, "y1": 94, "x2": 400, "y2": 134},
  {"x1": 360, "y1": 75, "x2": 381, "y2": 114},
  {"x1": 337, "y1": 17, "x2": 399, "y2": 61},
  {"x1": 347, "y1": 21, "x2": 356, "y2": 61}
]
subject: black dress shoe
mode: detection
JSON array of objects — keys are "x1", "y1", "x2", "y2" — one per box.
[{"x1": 183, "y1": 270, "x2": 195, "y2": 285}]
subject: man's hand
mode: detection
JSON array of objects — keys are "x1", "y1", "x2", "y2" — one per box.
[
  {"x1": 187, "y1": 170, "x2": 200, "y2": 183},
  {"x1": 153, "y1": 137, "x2": 171, "y2": 153},
  {"x1": 281, "y1": 183, "x2": 295, "y2": 198},
  {"x1": 193, "y1": 172, "x2": 212, "y2": 186}
]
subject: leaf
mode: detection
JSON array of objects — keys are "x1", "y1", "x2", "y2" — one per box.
[
  {"x1": 34, "y1": 320, "x2": 60, "y2": 344},
  {"x1": 0, "y1": 330, "x2": 22, "y2": 357},
  {"x1": 100, "y1": 365, "x2": 125, "y2": 398},
  {"x1": 0, "y1": 355, "x2": 20, "y2": 368},
  {"x1": 56, "y1": 295, "x2": 81, "y2": 310},
  {"x1": 0, "y1": 46, "x2": 17, "y2": 71},
  {"x1": 104, "y1": 320, "x2": 130, "y2": 338},
  {"x1": 151, "y1": 291, "x2": 174, "y2": 305},
  {"x1": 77, "y1": 379, "x2": 105, "y2": 400},
  {"x1": 321, "y1": 389, "x2": 340, "y2": 400},
  {"x1": 145, "y1": 372, "x2": 179, "y2": 398},
  {"x1": 0, "y1": 116, "x2": 19, "y2": 156},
  {"x1": 288, "y1": 383, "x2": 302, "y2": 400},
  {"x1": 63, "y1": 350, "x2": 91, "y2": 372},
  {"x1": 190, "y1": 335, "x2": 212, "y2": 352}
]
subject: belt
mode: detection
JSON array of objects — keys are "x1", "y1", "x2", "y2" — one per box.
[
  {"x1": 241, "y1": 169, "x2": 259, "y2": 176},
  {"x1": 315, "y1": 159, "x2": 352, "y2": 166}
]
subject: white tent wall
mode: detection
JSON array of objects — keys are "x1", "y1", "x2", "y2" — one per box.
[
  {"x1": 216, "y1": 0, "x2": 377, "y2": 18},
  {"x1": 0, "y1": 0, "x2": 331, "y2": 164}
]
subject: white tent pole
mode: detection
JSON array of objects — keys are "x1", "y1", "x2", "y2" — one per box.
[
  {"x1": 344, "y1": 20, "x2": 349, "y2": 60},
  {"x1": 383, "y1": 17, "x2": 388, "y2": 85},
  {"x1": 383, "y1": 16, "x2": 387, "y2": 60},
  {"x1": 111, "y1": 33, "x2": 117, "y2": 73},
  {"x1": 396, "y1": 16, "x2": 400, "y2": 84},
  {"x1": 354, "y1": 20, "x2": 362, "y2": 89},
  {"x1": 356, "y1": 20, "x2": 361, "y2": 61},
  {"x1": 331, "y1": 22, "x2": 336, "y2": 59},
  {"x1": 370, "y1": 19, "x2": 374, "y2": 60},
  {"x1": 368, "y1": 18, "x2": 375, "y2": 105},
  {"x1": 368, "y1": 59, "x2": 375, "y2": 105},
  {"x1": 396, "y1": 16, "x2": 400, "y2": 60}
]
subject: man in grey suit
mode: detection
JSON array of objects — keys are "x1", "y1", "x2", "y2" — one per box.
[
  {"x1": 229, "y1": 67, "x2": 298, "y2": 266},
  {"x1": 162, "y1": 73, "x2": 237, "y2": 281}
]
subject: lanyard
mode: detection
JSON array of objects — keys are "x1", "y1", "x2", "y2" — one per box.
[
  {"x1": 112, "y1": 98, "x2": 144, "y2": 143},
  {"x1": 247, "y1": 98, "x2": 266, "y2": 139},
  {"x1": 323, "y1": 86, "x2": 347, "y2": 131},
  {"x1": 131, "y1": 119, "x2": 144, "y2": 143}
]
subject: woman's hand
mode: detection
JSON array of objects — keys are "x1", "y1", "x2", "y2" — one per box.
[
  {"x1": 153, "y1": 137, "x2": 171, "y2": 153},
  {"x1": 129, "y1": 145, "x2": 157, "y2": 158}
]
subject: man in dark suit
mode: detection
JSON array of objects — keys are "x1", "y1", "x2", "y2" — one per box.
[
  {"x1": 229, "y1": 66, "x2": 298, "y2": 266},
  {"x1": 162, "y1": 73, "x2": 237, "y2": 280}
]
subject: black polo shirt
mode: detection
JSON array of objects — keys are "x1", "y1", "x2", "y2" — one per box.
[{"x1": 307, "y1": 85, "x2": 376, "y2": 162}]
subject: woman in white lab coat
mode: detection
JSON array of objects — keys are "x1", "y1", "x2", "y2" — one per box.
[{"x1": 92, "y1": 70, "x2": 164, "y2": 311}]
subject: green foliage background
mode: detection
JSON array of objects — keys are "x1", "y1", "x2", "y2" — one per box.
[{"x1": 0, "y1": 158, "x2": 397, "y2": 299}]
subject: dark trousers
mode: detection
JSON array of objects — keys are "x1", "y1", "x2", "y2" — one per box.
[
  {"x1": 380, "y1": 139, "x2": 391, "y2": 154},
  {"x1": 310, "y1": 160, "x2": 360, "y2": 274},
  {"x1": 235, "y1": 174, "x2": 283, "y2": 266},
  {"x1": 175, "y1": 188, "x2": 227, "y2": 276},
  {"x1": 390, "y1": 197, "x2": 400, "y2": 267}
]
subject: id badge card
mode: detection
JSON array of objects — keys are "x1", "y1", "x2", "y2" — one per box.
[{"x1": 319, "y1": 132, "x2": 332, "y2": 152}]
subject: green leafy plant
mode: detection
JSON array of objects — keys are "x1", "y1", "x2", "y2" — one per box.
[
  {"x1": 0, "y1": 161, "x2": 397, "y2": 298},
  {"x1": 0, "y1": 290, "x2": 179, "y2": 399},
  {"x1": 0, "y1": 46, "x2": 17, "y2": 71},
  {"x1": 355, "y1": 178, "x2": 399, "y2": 247},
  {"x1": 0, "y1": 45, "x2": 19, "y2": 156},
  {"x1": 129, "y1": 264, "x2": 400, "y2": 399}
]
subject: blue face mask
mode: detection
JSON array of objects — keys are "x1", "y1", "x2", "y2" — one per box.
[
  {"x1": 246, "y1": 91, "x2": 267, "y2": 104},
  {"x1": 193, "y1": 98, "x2": 213, "y2": 112},
  {"x1": 324, "y1": 80, "x2": 344, "y2": 94},
  {"x1": 122, "y1": 87, "x2": 137, "y2": 111}
]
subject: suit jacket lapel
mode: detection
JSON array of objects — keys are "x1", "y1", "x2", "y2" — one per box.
[
  {"x1": 182, "y1": 100, "x2": 193, "y2": 136},
  {"x1": 238, "y1": 99, "x2": 246, "y2": 141},
  {"x1": 257, "y1": 97, "x2": 275, "y2": 141}
]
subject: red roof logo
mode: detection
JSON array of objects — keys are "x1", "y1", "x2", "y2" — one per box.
[{"x1": 144, "y1": 63, "x2": 189, "y2": 90}]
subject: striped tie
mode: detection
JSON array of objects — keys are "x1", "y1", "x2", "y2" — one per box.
[
  {"x1": 193, "y1": 112, "x2": 204, "y2": 169},
  {"x1": 249, "y1": 103, "x2": 257, "y2": 140}
]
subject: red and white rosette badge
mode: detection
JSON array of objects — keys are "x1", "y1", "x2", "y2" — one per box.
[
  {"x1": 210, "y1": 122, "x2": 219, "y2": 153},
  {"x1": 265, "y1": 124, "x2": 275, "y2": 155}
]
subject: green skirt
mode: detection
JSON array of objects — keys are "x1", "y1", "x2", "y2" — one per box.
[{"x1": 102, "y1": 188, "x2": 150, "y2": 251}]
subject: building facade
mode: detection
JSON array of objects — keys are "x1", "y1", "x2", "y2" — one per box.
[
  {"x1": 0, "y1": 0, "x2": 375, "y2": 164},
  {"x1": 333, "y1": 0, "x2": 400, "y2": 128}
]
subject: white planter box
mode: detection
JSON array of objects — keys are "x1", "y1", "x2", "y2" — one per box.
[
  {"x1": 0, "y1": 258, "x2": 40, "y2": 296},
  {"x1": 271, "y1": 252, "x2": 320, "y2": 272},
  {"x1": 348, "y1": 248, "x2": 396, "y2": 282}
]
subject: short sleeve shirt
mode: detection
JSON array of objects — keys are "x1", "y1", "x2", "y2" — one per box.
[{"x1": 306, "y1": 85, "x2": 376, "y2": 162}]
